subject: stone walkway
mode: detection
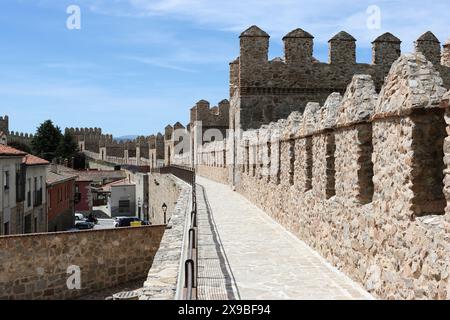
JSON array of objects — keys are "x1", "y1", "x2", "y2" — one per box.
[
  {"x1": 196, "y1": 184, "x2": 239, "y2": 300},
  {"x1": 196, "y1": 176, "x2": 373, "y2": 300}
]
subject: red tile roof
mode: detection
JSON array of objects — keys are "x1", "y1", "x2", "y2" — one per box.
[
  {"x1": 0, "y1": 144, "x2": 27, "y2": 157},
  {"x1": 46, "y1": 170, "x2": 77, "y2": 185},
  {"x1": 23, "y1": 154, "x2": 50, "y2": 166}
]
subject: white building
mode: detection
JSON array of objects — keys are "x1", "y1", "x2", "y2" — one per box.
[
  {"x1": 102, "y1": 179, "x2": 136, "y2": 217},
  {"x1": 0, "y1": 146, "x2": 49, "y2": 235},
  {"x1": 0, "y1": 145, "x2": 26, "y2": 235},
  {"x1": 22, "y1": 154, "x2": 49, "y2": 233},
  {"x1": 124, "y1": 168, "x2": 149, "y2": 221}
]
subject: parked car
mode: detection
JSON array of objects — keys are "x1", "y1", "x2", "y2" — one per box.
[
  {"x1": 85, "y1": 214, "x2": 98, "y2": 225},
  {"x1": 75, "y1": 213, "x2": 84, "y2": 221},
  {"x1": 114, "y1": 217, "x2": 147, "y2": 228},
  {"x1": 75, "y1": 221, "x2": 95, "y2": 230}
]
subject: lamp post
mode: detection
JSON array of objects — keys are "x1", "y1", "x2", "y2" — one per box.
[{"x1": 162, "y1": 203, "x2": 168, "y2": 224}]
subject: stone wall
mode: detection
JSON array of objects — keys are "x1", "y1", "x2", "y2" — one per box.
[
  {"x1": 197, "y1": 53, "x2": 450, "y2": 299},
  {"x1": 197, "y1": 165, "x2": 229, "y2": 185},
  {"x1": 233, "y1": 27, "x2": 450, "y2": 132},
  {"x1": 196, "y1": 140, "x2": 229, "y2": 184},
  {"x1": 149, "y1": 172, "x2": 183, "y2": 225},
  {"x1": 140, "y1": 176, "x2": 191, "y2": 299},
  {"x1": 0, "y1": 226, "x2": 165, "y2": 300},
  {"x1": 7, "y1": 131, "x2": 34, "y2": 148}
]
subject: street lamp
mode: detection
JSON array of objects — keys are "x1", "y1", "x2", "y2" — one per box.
[{"x1": 162, "y1": 203, "x2": 168, "y2": 224}]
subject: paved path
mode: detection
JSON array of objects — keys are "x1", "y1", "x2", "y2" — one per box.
[
  {"x1": 196, "y1": 184, "x2": 239, "y2": 300},
  {"x1": 196, "y1": 176, "x2": 373, "y2": 300}
]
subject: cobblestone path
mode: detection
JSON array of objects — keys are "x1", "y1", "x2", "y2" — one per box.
[{"x1": 196, "y1": 176, "x2": 373, "y2": 300}]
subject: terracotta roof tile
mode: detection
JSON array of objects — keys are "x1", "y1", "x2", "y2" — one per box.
[
  {"x1": 23, "y1": 154, "x2": 50, "y2": 166},
  {"x1": 0, "y1": 145, "x2": 27, "y2": 156}
]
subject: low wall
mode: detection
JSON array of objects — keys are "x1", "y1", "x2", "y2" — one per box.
[
  {"x1": 149, "y1": 172, "x2": 183, "y2": 225},
  {"x1": 140, "y1": 177, "x2": 191, "y2": 299},
  {"x1": 0, "y1": 226, "x2": 165, "y2": 300},
  {"x1": 196, "y1": 165, "x2": 229, "y2": 185}
]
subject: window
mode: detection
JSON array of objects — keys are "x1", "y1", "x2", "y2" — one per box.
[
  {"x1": 4, "y1": 222, "x2": 9, "y2": 235},
  {"x1": 3, "y1": 171, "x2": 10, "y2": 191},
  {"x1": 16, "y1": 164, "x2": 26, "y2": 202},
  {"x1": 119, "y1": 200, "x2": 130, "y2": 213},
  {"x1": 24, "y1": 214, "x2": 32, "y2": 234},
  {"x1": 27, "y1": 178, "x2": 31, "y2": 207},
  {"x1": 34, "y1": 177, "x2": 42, "y2": 206}
]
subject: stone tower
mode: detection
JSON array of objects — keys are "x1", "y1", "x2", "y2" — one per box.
[
  {"x1": 0, "y1": 115, "x2": 9, "y2": 134},
  {"x1": 239, "y1": 25, "x2": 270, "y2": 73},
  {"x1": 283, "y1": 28, "x2": 314, "y2": 65},
  {"x1": 415, "y1": 31, "x2": 441, "y2": 66},
  {"x1": 372, "y1": 32, "x2": 401, "y2": 66},
  {"x1": 328, "y1": 31, "x2": 356, "y2": 64}
]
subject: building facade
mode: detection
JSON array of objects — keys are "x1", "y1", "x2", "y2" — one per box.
[
  {"x1": 47, "y1": 166, "x2": 77, "y2": 232},
  {"x1": 22, "y1": 154, "x2": 49, "y2": 234},
  {"x1": 0, "y1": 145, "x2": 26, "y2": 235},
  {"x1": 1, "y1": 146, "x2": 49, "y2": 235}
]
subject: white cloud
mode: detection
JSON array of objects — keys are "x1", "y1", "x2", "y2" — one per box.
[
  {"x1": 121, "y1": 55, "x2": 197, "y2": 72},
  {"x1": 84, "y1": 0, "x2": 450, "y2": 51}
]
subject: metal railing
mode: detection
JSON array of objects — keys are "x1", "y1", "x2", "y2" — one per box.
[
  {"x1": 184, "y1": 171, "x2": 197, "y2": 300},
  {"x1": 152, "y1": 165, "x2": 198, "y2": 300}
]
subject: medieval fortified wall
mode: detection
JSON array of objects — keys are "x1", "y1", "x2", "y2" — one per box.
[
  {"x1": 194, "y1": 28, "x2": 450, "y2": 300},
  {"x1": 17, "y1": 26, "x2": 449, "y2": 300}
]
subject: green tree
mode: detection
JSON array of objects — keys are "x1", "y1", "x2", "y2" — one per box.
[
  {"x1": 56, "y1": 131, "x2": 79, "y2": 160},
  {"x1": 31, "y1": 120, "x2": 62, "y2": 161}
]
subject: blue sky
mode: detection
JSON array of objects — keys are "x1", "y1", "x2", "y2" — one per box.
[{"x1": 1, "y1": 0, "x2": 449, "y2": 136}]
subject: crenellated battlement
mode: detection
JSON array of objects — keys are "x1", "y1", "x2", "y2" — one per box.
[
  {"x1": 66, "y1": 127, "x2": 103, "y2": 136},
  {"x1": 233, "y1": 26, "x2": 450, "y2": 131},
  {"x1": 7, "y1": 130, "x2": 34, "y2": 147},
  {"x1": 190, "y1": 99, "x2": 230, "y2": 127}
]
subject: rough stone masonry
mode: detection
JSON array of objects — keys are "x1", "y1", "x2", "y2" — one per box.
[
  {"x1": 198, "y1": 51, "x2": 450, "y2": 299},
  {"x1": 74, "y1": 27, "x2": 450, "y2": 300}
]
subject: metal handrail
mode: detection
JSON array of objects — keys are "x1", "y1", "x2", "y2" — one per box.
[
  {"x1": 184, "y1": 259, "x2": 195, "y2": 300},
  {"x1": 155, "y1": 165, "x2": 198, "y2": 299}
]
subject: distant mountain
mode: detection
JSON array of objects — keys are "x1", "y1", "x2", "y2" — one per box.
[{"x1": 114, "y1": 135, "x2": 138, "y2": 142}]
